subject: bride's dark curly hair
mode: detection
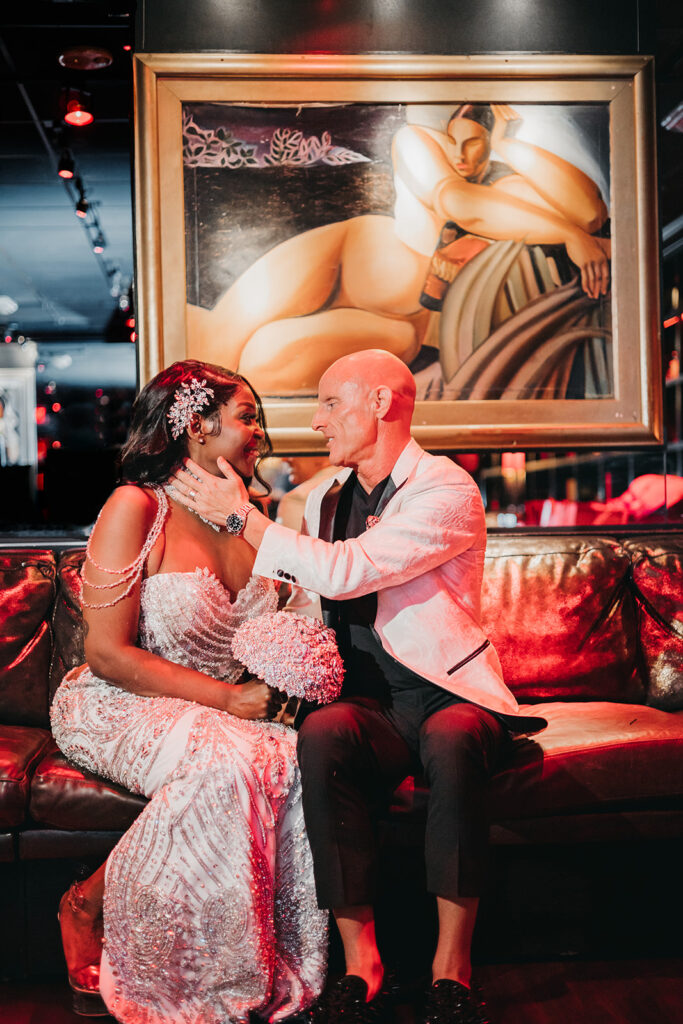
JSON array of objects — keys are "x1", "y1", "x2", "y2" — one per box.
[{"x1": 119, "y1": 360, "x2": 273, "y2": 490}]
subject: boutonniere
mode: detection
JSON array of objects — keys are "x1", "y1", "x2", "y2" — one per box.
[{"x1": 365, "y1": 515, "x2": 381, "y2": 530}]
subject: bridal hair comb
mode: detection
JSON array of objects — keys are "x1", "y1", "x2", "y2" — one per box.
[{"x1": 167, "y1": 378, "x2": 215, "y2": 440}]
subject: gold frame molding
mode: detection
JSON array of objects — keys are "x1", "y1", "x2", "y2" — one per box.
[{"x1": 133, "y1": 53, "x2": 661, "y2": 451}]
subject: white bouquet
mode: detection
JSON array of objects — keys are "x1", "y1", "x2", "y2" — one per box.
[{"x1": 231, "y1": 611, "x2": 344, "y2": 705}]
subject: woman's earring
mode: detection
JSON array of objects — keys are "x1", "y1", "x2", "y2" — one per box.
[{"x1": 198, "y1": 436, "x2": 206, "y2": 445}]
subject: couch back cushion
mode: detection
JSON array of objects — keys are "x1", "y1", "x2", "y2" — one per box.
[
  {"x1": 625, "y1": 535, "x2": 683, "y2": 710},
  {"x1": 482, "y1": 535, "x2": 643, "y2": 703},
  {"x1": 0, "y1": 550, "x2": 56, "y2": 727},
  {"x1": 50, "y1": 549, "x2": 86, "y2": 703}
]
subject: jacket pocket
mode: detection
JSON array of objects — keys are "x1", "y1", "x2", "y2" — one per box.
[{"x1": 446, "y1": 639, "x2": 490, "y2": 676}]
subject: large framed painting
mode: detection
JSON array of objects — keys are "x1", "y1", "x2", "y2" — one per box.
[{"x1": 133, "y1": 54, "x2": 661, "y2": 451}]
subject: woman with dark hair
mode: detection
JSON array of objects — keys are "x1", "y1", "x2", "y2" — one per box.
[{"x1": 51, "y1": 360, "x2": 327, "y2": 1024}]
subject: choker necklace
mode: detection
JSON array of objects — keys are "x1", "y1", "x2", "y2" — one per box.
[{"x1": 163, "y1": 470, "x2": 221, "y2": 532}]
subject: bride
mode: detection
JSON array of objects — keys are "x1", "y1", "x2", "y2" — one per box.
[{"x1": 50, "y1": 359, "x2": 327, "y2": 1024}]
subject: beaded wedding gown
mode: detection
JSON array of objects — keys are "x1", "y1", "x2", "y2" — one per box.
[{"x1": 51, "y1": 494, "x2": 327, "y2": 1024}]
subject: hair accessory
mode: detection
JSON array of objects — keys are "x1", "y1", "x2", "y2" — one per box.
[
  {"x1": 167, "y1": 378, "x2": 215, "y2": 440},
  {"x1": 232, "y1": 611, "x2": 344, "y2": 705}
]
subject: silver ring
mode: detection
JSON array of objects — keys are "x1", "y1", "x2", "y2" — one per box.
[{"x1": 189, "y1": 489, "x2": 196, "y2": 500}]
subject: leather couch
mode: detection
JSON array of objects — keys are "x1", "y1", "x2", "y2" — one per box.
[{"x1": 2, "y1": 532, "x2": 683, "y2": 976}]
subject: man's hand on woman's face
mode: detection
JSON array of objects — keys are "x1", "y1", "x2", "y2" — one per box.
[{"x1": 170, "y1": 457, "x2": 249, "y2": 528}]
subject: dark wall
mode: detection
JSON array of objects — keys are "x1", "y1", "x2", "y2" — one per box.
[{"x1": 138, "y1": 0, "x2": 653, "y2": 56}]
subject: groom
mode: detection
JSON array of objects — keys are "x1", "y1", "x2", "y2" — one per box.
[{"x1": 174, "y1": 350, "x2": 543, "y2": 1024}]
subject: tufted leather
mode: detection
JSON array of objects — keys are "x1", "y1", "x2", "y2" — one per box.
[
  {"x1": 625, "y1": 536, "x2": 683, "y2": 711},
  {"x1": 490, "y1": 701, "x2": 683, "y2": 818},
  {"x1": 49, "y1": 550, "x2": 86, "y2": 703},
  {"x1": 0, "y1": 551, "x2": 56, "y2": 728},
  {"x1": 482, "y1": 535, "x2": 643, "y2": 704},
  {"x1": 29, "y1": 743, "x2": 148, "y2": 832},
  {"x1": 0, "y1": 724, "x2": 53, "y2": 827}
]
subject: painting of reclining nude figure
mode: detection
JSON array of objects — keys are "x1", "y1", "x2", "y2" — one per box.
[{"x1": 183, "y1": 99, "x2": 612, "y2": 402}]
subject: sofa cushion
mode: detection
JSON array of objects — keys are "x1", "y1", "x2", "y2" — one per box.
[
  {"x1": 29, "y1": 743, "x2": 147, "y2": 832},
  {"x1": 624, "y1": 536, "x2": 683, "y2": 711},
  {"x1": 482, "y1": 535, "x2": 643, "y2": 703},
  {"x1": 0, "y1": 550, "x2": 56, "y2": 727},
  {"x1": 490, "y1": 701, "x2": 683, "y2": 819},
  {"x1": 0, "y1": 725, "x2": 53, "y2": 827},
  {"x1": 49, "y1": 550, "x2": 86, "y2": 703}
]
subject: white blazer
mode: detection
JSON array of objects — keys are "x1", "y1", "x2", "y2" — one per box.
[{"x1": 253, "y1": 438, "x2": 521, "y2": 717}]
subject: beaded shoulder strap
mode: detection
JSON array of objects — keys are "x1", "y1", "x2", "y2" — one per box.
[{"x1": 81, "y1": 486, "x2": 169, "y2": 609}]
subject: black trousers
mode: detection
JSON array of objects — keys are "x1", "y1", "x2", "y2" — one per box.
[{"x1": 297, "y1": 695, "x2": 511, "y2": 909}]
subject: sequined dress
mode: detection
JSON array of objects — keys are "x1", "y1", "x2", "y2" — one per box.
[{"x1": 50, "y1": 495, "x2": 327, "y2": 1024}]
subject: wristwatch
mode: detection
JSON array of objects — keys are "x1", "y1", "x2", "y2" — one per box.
[{"x1": 225, "y1": 501, "x2": 256, "y2": 536}]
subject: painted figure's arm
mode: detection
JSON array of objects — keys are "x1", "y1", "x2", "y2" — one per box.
[
  {"x1": 488, "y1": 104, "x2": 607, "y2": 234},
  {"x1": 393, "y1": 123, "x2": 609, "y2": 298}
]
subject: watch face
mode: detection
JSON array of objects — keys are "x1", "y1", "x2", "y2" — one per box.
[{"x1": 226, "y1": 512, "x2": 245, "y2": 535}]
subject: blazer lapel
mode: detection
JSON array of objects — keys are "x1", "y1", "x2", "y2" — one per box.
[{"x1": 317, "y1": 479, "x2": 346, "y2": 543}]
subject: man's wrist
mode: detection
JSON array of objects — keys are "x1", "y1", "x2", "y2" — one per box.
[{"x1": 225, "y1": 501, "x2": 256, "y2": 536}]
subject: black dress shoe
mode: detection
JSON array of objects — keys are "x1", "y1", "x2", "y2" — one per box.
[
  {"x1": 422, "y1": 979, "x2": 491, "y2": 1024},
  {"x1": 318, "y1": 974, "x2": 391, "y2": 1023}
]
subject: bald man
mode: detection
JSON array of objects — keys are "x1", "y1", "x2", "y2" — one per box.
[{"x1": 174, "y1": 351, "x2": 543, "y2": 1024}]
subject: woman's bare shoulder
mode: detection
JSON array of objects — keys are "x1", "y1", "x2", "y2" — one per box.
[{"x1": 88, "y1": 485, "x2": 161, "y2": 568}]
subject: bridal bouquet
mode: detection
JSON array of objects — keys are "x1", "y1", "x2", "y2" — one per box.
[{"x1": 231, "y1": 611, "x2": 344, "y2": 705}]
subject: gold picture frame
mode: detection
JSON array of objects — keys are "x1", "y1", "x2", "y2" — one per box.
[{"x1": 134, "y1": 53, "x2": 661, "y2": 451}]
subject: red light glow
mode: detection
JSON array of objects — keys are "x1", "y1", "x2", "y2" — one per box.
[
  {"x1": 52, "y1": 402, "x2": 62, "y2": 412},
  {"x1": 58, "y1": 168, "x2": 74, "y2": 179},
  {"x1": 130, "y1": 331, "x2": 137, "y2": 343},
  {"x1": 126, "y1": 317, "x2": 135, "y2": 328},
  {"x1": 35, "y1": 406, "x2": 47, "y2": 425},
  {"x1": 663, "y1": 315, "x2": 682, "y2": 329},
  {"x1": 64, "y1": 104, "x2": 94, "y2": 127},
  {"x1": 52, "y1": 440, "x2": 62, "y2": 449}
]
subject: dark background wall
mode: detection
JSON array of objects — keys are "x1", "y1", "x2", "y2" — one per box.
[{"x1": 137, "y1": 0, "x2": 652, "y2": 58}]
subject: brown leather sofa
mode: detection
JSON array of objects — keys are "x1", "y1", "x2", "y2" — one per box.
[{"x1": 2, "y1": 532, "x2": 683, "y2": 977}]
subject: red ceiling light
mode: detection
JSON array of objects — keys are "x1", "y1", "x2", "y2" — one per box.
[
  {"x1": 57, "y1": 149, "x2": 75, "y2": 179},
  {"x1": 63, "y1": 88, "x2": 94, "y2": 127}
]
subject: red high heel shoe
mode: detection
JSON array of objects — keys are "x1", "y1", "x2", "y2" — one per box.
[{"x1": 58, "y1": 882, "x2": 109, "y2": 1017}]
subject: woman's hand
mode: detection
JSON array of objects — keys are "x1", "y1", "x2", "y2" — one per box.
[
  {"x1": 170, "y1": 457, "x2": 249, "y2": 528},
  {"x1": 222, "y1": 677, "x2": 288, "y2": 720}
]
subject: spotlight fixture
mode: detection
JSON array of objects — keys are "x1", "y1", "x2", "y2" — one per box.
[
  {"x1": 92, "y1": 232, "x2": 106, "y2": 254},
  {"x1": 58, "y1": 46, "x2": 112, "y2": 71},
  {"x1": 76, "y1": 197, "x2": 89, "y2": 218},
  {"x1": 57, "y1": 149, "x2": 75, "y2": 179},
  {"x1": 63, "y1": 88, "x2": 94, "y2": 127}
]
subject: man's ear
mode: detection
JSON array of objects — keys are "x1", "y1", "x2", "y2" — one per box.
[{"x1": 372, "y1": 385, "x2": 394, "y2": 420}]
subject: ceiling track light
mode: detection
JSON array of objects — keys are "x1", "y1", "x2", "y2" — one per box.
[
  {"x1": 62, "y1": 87, "x2": 94, "y2": 127},
  {"x1": 76, "y1": 196, "x2": 89, "y2": 218},
  {"x1": 57, "y1": 149, "x2": 75, "y2": 179},
  {"x1": 92, "y1": 232, "x2": 106, "y2": 254}
]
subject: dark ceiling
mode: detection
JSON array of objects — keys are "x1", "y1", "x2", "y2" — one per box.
[
  {"x1": 0, "y1": 2, "x2": 134, "y2": 340},
  {"x1": 0, "y1": 1, "x2": 682, "y2": 343}
]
